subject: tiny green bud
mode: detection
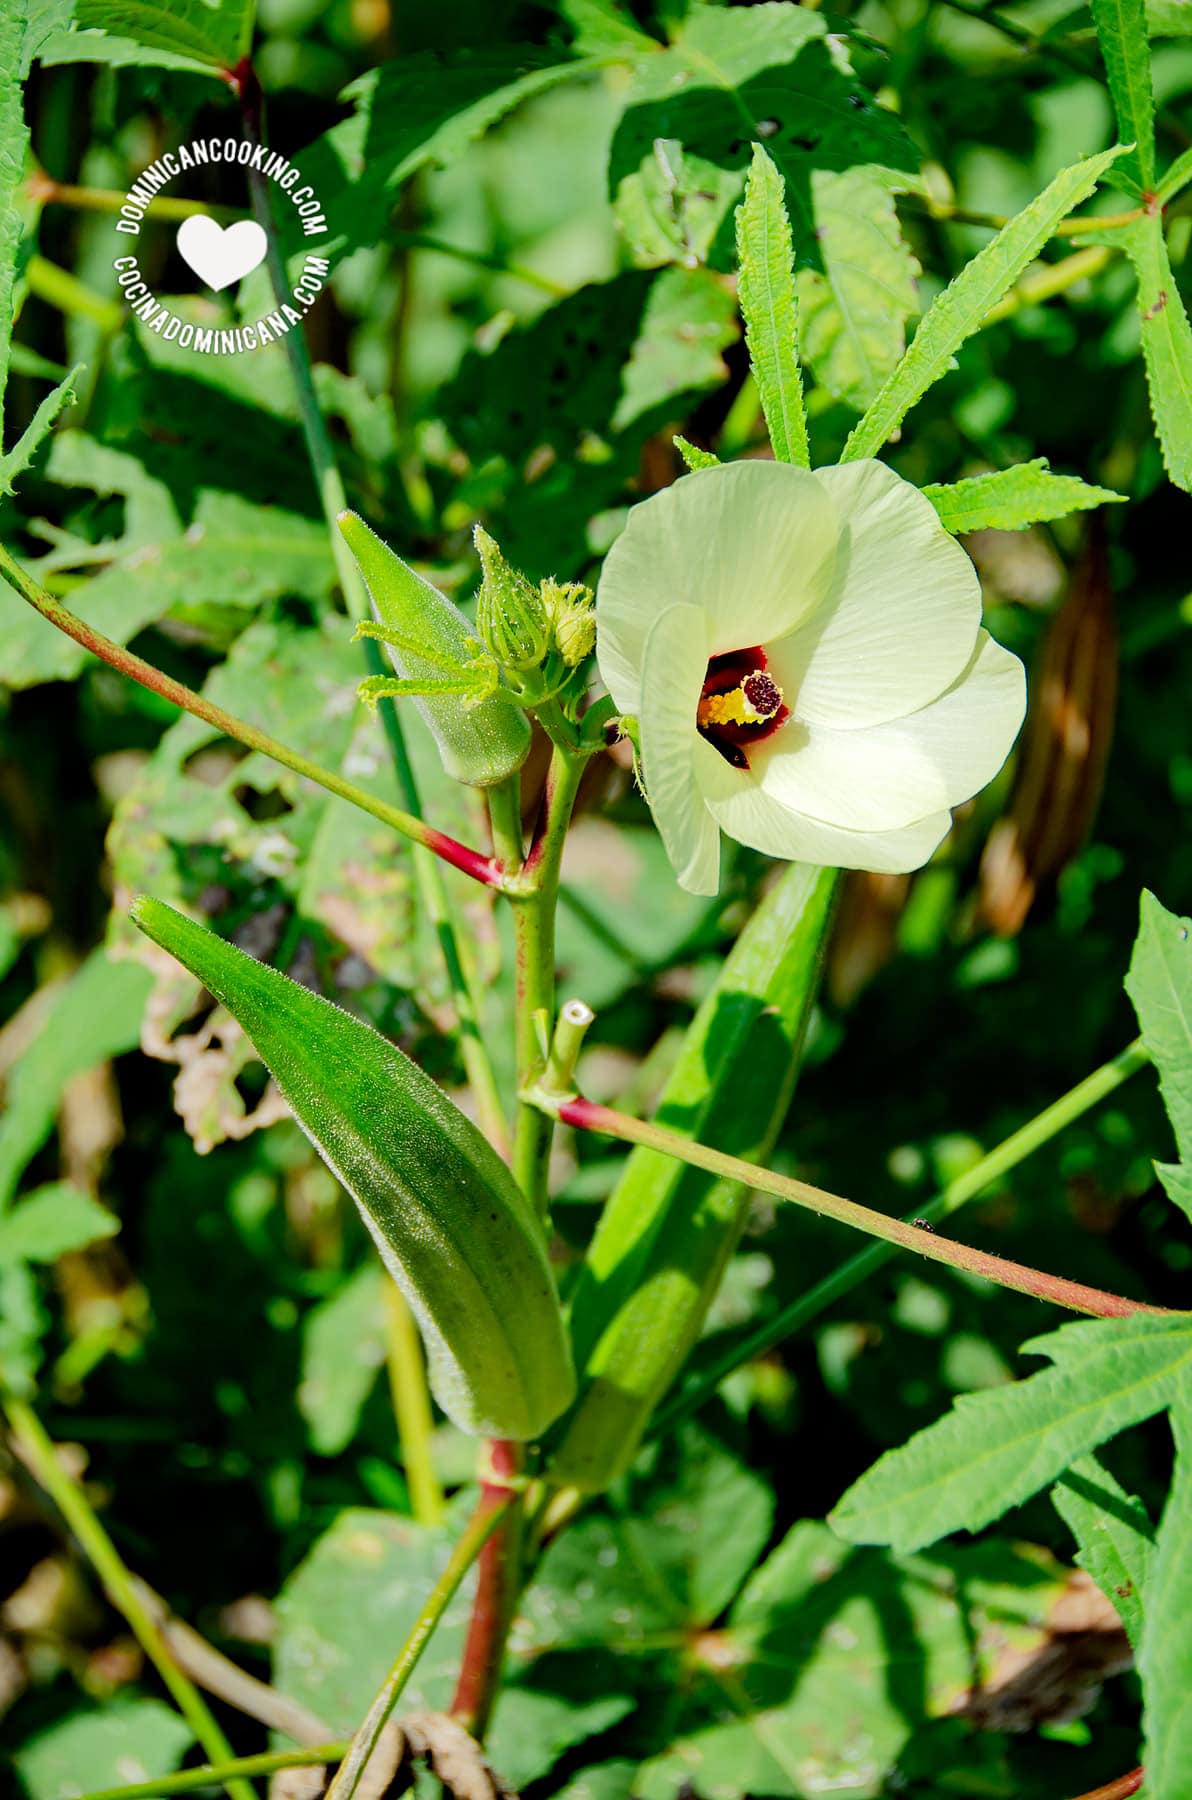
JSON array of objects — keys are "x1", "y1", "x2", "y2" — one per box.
[
  {"x1": 338, "y1": 512, "x2": 530, "y2": 788},
  {"x1": 474, "y1": 525, "x2": 549, "y2": 672},
  {"x1": 541, "y1": 577, "x2": 596, "y2": 668}
]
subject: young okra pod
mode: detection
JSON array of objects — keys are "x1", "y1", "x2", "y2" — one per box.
[
  {"x1": 131, "y1": 897, "x2": 574, "y2": 1442},
  {"x1": 338, "y1": 511, "x2": 531, "y2": 788},
  {"x1": 547, "y1": 862, "x2": 838, "y2": 1490}
]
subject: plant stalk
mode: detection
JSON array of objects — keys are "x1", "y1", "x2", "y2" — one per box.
[
  {"x1": 543, "y1": 1094, "x2": 1167, "y2": 1322},
  {"x1": 2, "y1": 1397, "x2": 254, "y2": 1800},
  {"x1": 450, "y1": 1439, "x2": 525, "y2": 1739},
  {"x1": 652, "y1": 1037, "x2": 1154, "y2": 1434}
]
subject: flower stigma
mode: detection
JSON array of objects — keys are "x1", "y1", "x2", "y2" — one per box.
[{"x1": 696, "y1": 647, "x2": 788, "y2": 770}]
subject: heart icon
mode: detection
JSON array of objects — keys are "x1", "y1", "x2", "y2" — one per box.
[{"x1": 175, "y1": 216, "x2": 268, "y2": 292}]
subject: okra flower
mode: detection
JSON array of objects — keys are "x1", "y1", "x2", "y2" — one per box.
[{"x1": 596, "y1": 460, "x2": 1026, "y2": 895}]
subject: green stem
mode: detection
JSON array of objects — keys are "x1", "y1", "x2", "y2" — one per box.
[
  {"x1": 2, "y1": 1397, "x2": 254, "y2": 1800},
  {"x1": 0, "y1": 542, "x2": 505, "y2": 891},
  {"x1": 233, "y1": 60, "x2": 507, "y2": 1151},
  {"x1": 510, "y1": 746, "x2": 586, "y2": 1219},
  {"x1": 450, "y1": 1439, "x2": 525, "y2": 1740},
  {"x1": 75, "y1": 1745, "x2": 348, "y2": 1800},
  {"x1": 543, "y1": 1088, "x2": 1166, "y2": 1322},
  {"x1": 389, "y1": 228, "x2": 569, "y2": 296},
  {"x1": 383, "y1": 1284, "x2": 445, "y2": 1527},
  {"x1": 23, "y1": 254, "x2": 123, "y2": 331},
  {"x1": 487, "y1": 773, "x2": 525, "y2": 871},
  {"x1": 324, "y1": 1488, "x2": 512, "y2": 1800},
  {"x1": 29, "y1": 168, "x2": 241, "y2": 224},
  {"x1": 652, "y1": 1037, "x2": 1154, "y2": 1436},
  {"x1": 983, "y1": 244, "x2": 1114, "y2": 325}
]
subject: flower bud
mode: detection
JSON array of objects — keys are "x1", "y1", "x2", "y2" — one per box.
[
  {"x1": 474, "y1": 525, "x2": 549, "y2": 673},
  {"x1": 541, "y1": 577, "x2": 596, "y2": 667},
  {"x1": 338, "y1": 512, "x2": 530, "y2": 788}
]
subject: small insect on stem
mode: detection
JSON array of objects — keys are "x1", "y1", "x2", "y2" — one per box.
[{"x1": 911, "y1": 1218, "x2": 935, "y2": 1232}]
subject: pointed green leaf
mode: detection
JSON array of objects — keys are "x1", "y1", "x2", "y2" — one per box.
[
  {"x1": 0, "y1": 1183, "x2": 119, "y2": 1265},
  {"x1": 1091, "y1": 0, "x2": 1156, "y2": 192},
  {"x1": 0, "y1": 364, "x2": 80, "y2": 495},
  {"x1": 1052, "y1": 1452, "x2": 1155, "y2": 1648},
  {"x1": 1139, "y1": 1397, "x2": 1192, "y2": 1791},
  {"x1": 130, "y1": 897, "x2": 575, "y2": 1441},
  {"x1": 673, "y1": 434, "x2": 720, "y2": 472},
  {"x1": 831, "y1": 1315, "x2": 1192, "y2": 1553},
  {"x1": 735, "y1": 144, "x2": 809, "y2": 468},
  {"x1": 923, "y1": 459, "x2": 1126, "y2": 533},
  {"x1": 843, "y1": 146, "x2": 1126, "y2": 462},
  {"x1": 1123, "y1": 213, "x2": 1192, "y2": 492},
  {"x1": 1125, "y1": 890, "x2": 1192, "y2": 1221}
]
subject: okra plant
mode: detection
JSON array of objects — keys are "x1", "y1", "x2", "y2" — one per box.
[{"x1": 2, "y1": 1, "x2": 1192, "y2": 1797}]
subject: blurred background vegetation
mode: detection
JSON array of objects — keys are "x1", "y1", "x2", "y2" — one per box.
[{"x1": 1, "y1": 0, "x2": 1191, "y2": 1794}]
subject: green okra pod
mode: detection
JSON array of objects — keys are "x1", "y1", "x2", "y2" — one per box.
[
  {"x1": 131, "y1": 897, "x2": 574, "y2": 1441},
  {"x1": 547, "y1": 862, "x2": 839, "y2": 1490}
]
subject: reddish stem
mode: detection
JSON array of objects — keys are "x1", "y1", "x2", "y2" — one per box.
[
  {"x1": 557, "y1": 1096, "x2": 1167, "y2": 1323},
  {"x1": 451, "y1": 1440, "x2": 524, "y2": 1740},
  {"x1": 1066, "y1": 1769, "x2": 1144, "y2": 1800}
]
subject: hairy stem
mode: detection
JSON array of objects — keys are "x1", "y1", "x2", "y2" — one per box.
[
  {"x1": 545, "y1": 1094, "x2": 1166, "y2": 1322},
  {"x1": 0, "y1": 542, "x2": 504, "y2": 889},
  {"x1": 3, "y1": 1397, "x2": 254, "y2": 1800},
  {"x1": 325, "y1": 1486, "x2": 511, "y2": 1800},
  {"x1": 652, "y1": 1037, "x2": 1154, "y2": 1435},
  {"x1": 384, "y1": 1284, "x2": 445, "y2": 1527}
]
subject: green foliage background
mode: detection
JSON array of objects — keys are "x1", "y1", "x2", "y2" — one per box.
[{"x1": 1, "y1": 0, "x2": 1192, "y2": 1795}]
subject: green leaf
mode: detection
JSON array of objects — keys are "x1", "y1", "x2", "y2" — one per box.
[
  {"x1": 922, "y1": 459, "x2": 1126, "y2": 533},
  {"x1": 526, "y1": 1425, "x2": 774, "y2": 1650},
  {"x1": 130, "y1": 897, "x2": 575, "y2": 1440},
  {"x1": 1091, "y1": 0, "x2": 1156, "y2": 192},
  {"x1": 1139, "y1": 1396, "x2": 1192, "y2": 1793},
  {"x1": 298, "y1": 1264, "x2": 387, "y2": 1458},
  {"x1": 0, "y1": 364, "x2": 80, "y2": 495},
  {"x1": 1122, "y1": 213, "x2": 1192, "y2": 492},
  {"x1": 0, "y1": 1182, "x2": 119, "y2": 1265},
  {"x1": 550, "y1": 863, "x2": 839, "y2": 1491},
  {"x1": 673, "y1": 434, "x2": 720, "y2": 471},
  {"x1": 830, "y1": 1314, "x2": 1192, "y2": 1553},
  {"x1": 1125, "y1": 889, "x2": 1192, "y2": 1220},
  {"x1": 0, "y1": 0, "x2": 31, "y2": 444},
  {"x1": 1052, "y1": 1452, "x2": 1155, "y2": 1648},
  {"x1": 0, "y1": 950, "x2": 152, "y2": 1210},
  {"x1": 609, "y1": 5, "x2": 922, "y2": 409},
  {"x1": 636, "y1": 1524, "x2": 1070, "y2": 1800},
  {"x1": 794, "y1": 166, "x2": 921, "y2": 412},
  {"x1": 612, "y1": 266, "x2": 738, "y2": 434},
  {"x1": 842, "y1": 145, "x2": 1125, "y2": 461},
  {"x1": 13, "y1": 1697, "x2": 194, "y2": 1799},
  {"x1": 735, "y1": 144, "x2": 809, "y2": 467},
  {"x1": 1148, "y1": 0, "x2": 1192, "y2": 32},
  {"x1": 38, "y1": 0, "x2": 255, "y2": 69},
  {"x1": 294, "y1": 50, "x2": 601, "y2": 259}
]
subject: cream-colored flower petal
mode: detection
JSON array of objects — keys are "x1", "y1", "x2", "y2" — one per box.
[
  {"x1": 695, "y1": 737, "x2": 952, "y2": 873},
  {"x1": 756, "y1": 630, "x2": 1026, "y2": 832},
  {"x1": 596, "y1": 462, "x2": 839, "y2": 717},
  {"x1": 639, "y1": 604, "x2": 721, "y2": 895},
  {"x1": 769, "y1": 460, "x2": 982, "y2": 728}
]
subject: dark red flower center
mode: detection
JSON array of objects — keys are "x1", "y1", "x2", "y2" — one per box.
[{"x1": 696, "y1": 647, "x2": 789, "y2": 770}]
